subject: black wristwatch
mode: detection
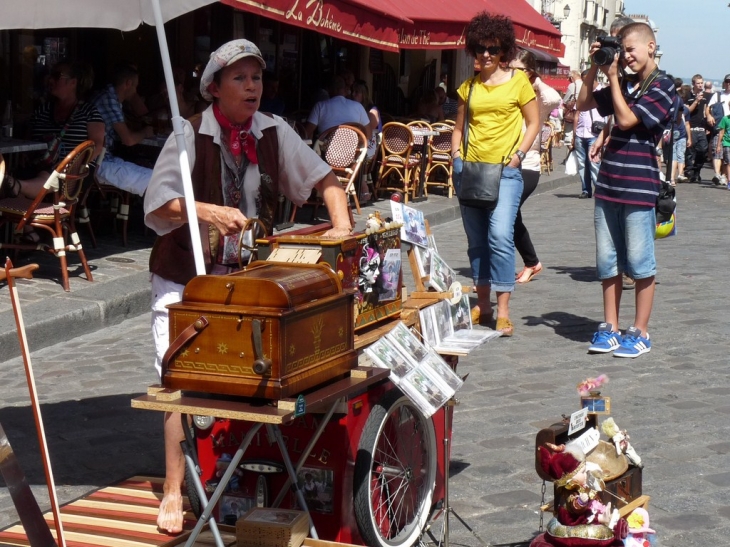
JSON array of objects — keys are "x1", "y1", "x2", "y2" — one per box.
[{"x1": 514, "y1": 150, "x2": 526, "y2": 163}]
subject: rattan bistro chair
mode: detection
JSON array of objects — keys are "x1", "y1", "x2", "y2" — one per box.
[
  {"x1": 289, "y1": 124, "x2": 367, "y2": 226},
  {"x1": 0, "y1": 140, "x2": 95, "y2": 291},
  {"x1": 375, "y1": 122, "x2": 419, "y2": 203},
  {"x1": 425, "y1": 122, "x2": 454, "y2": 198}
]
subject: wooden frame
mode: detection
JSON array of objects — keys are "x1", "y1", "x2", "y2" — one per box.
[{"x1": 580, "y1": 395, "x2": 611, "y2": 415}]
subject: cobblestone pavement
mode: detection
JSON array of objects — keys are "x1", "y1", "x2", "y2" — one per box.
[{"x1": 1, "y1": 170, "x2": 728, "y2": 547}]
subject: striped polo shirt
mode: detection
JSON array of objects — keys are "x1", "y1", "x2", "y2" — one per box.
[
  {"x1": 30, "y1": 101, "x2": 103, "y2": 163},
  {"x1": 594, "y1": 75, "x2": 675, "y2": 207}
]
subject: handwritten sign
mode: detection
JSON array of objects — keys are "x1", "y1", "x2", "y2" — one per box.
[{"x1": 568, "y1": 407, "x2": 589, "y2": 435}]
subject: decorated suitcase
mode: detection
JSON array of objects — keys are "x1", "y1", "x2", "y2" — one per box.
[{"x1": 162, "y1": 261, "x2": 357, "y2": 399}]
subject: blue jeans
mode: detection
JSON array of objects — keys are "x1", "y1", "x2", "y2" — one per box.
[
  {"x1": 575, "y1": 136, "x2": 599, "y2": 196},
  {"x1": 458, "y1": 165, "x2": 523, "y2": 292},
  {"x1": 594, "y1": 199, "x2": 656, "y2": 280}
]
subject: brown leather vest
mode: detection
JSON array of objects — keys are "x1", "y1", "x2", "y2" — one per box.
[{"x1": 149, "y1": 114, "x2": 279, "y2": 285}]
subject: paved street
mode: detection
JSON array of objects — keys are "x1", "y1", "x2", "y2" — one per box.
[{"x1": 1, "y1": 172, "x2": 729, "y2": 547}]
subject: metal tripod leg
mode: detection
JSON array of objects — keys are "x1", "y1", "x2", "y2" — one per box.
[{"x1": 184, "y1": 423, "x2": 263, "y2": 547}]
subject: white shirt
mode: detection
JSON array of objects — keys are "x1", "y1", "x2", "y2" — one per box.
[{"x1": 144, "y1": 106, "x2": 331, "y2": 236}]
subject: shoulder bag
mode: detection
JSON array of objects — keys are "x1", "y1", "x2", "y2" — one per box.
[{"x1": 457, "y1": 76, "x2": 509, "y2": 209}]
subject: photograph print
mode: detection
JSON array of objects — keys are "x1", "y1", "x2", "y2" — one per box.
[
  {"x1": 364, "y1": 338, "x2": 416, "y2": 378},
  {"x1": 386, "y1": 321, "x2": 429, "y2": 363},
  {"x1": 428, "y1": 251, "x2": 455, "y2": 292}
]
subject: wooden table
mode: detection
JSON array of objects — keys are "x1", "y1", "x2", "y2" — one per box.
[{"x1": 0, "y1": 138, "x2": 47, "y2": 155}]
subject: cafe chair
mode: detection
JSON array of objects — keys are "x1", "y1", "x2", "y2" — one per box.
[
  {"x1": 425, "y1": 122, "x2": 454, "y2": 198},
  {"x1": 289, "y1": 124, "x2": 368, "y2": 226},
  {"x1": 375, "y1": 122, "x2": 419, "y2": 203},
  {"x1": 0, "y1": 140, "x2": 95, "y2": 292},
  {"x1": 80, "y1": 147, "x2": 132, "y2": 247},
  {"x1": 540, "y1": 122, "x2": 555, "y2": 175}
]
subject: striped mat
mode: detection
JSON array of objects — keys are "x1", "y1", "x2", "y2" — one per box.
[{"x1": 0, "y1": 475, "x2": 198, "y2": 547}]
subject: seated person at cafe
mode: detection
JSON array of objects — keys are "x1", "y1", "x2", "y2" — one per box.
[
  {"x1": 436, "y1": 85, "x2": 458, "y2": 119},
  {"x1": 415, "y1": 89, "x2": 445, "y2": 123},
  {"x1": 304, "y1": 75, "x2": 371, "y2": 140},
  {"x1": 3, "y1": 60, "x2": 104, "y2": 201},
  {"x1": 143, "y1": 38, "x2": 353, "y2": 535},
  {"x1": 259, "y1": 70, "x2": 286, "y2": 116},
  {"x1": 93, "y1": 62, "x2": 154, "y2": 196}
]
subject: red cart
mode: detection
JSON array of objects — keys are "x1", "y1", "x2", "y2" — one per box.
[{"x1": 175, "y1": 371, "x2": 453, "y2": 547}]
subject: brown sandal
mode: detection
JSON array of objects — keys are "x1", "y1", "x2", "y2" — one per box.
[
  {"x1": 516, "y1": 262, "x2": 543, "y2": 284},
  {"x1": 471, "y1": 305, "x2": 494, "y2": 326},
  {"x1": 496, "y1": 317, "x2": 514, "y2": 337}
]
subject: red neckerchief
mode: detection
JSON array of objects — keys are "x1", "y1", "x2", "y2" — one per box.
[{"x1": 213, "y1": 103, "x2": 257, "y2": 164}]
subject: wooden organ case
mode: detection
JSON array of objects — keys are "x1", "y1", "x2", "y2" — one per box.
[{"x1": 162, "y1": 261, "x2": 357, "y2": 399}]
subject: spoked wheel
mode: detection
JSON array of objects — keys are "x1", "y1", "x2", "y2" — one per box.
[{"x1": 354, "y1": 388, "x2": 437, "y2": 547}]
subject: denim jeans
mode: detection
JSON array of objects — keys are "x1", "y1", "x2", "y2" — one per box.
[
  {"x1": 594, "y1": 199, "x2": 656, "y2": 280},
  {"x1": 574, "y1": 136, "x2": 599, "y2": 196},
  {"x1": 458, "y1": 165, "x2": 523, "y2": 292}
]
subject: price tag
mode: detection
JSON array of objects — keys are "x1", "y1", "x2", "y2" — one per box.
[
  {"x1": 568, "y1": 407, "x2": 589, "y2": 435},
  {"x1": 573, "y1": 427, "x2": 600, "y2": 455},
  {"x1": 448, "y1": 281, "x2": 463, "y2": 305},
  {"x1": 294, "y1": 394, "x2": 306, "y2": 417}
]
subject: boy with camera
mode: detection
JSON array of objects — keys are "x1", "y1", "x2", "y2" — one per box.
[{"x1": 577, "y1": 22, "x2": 676, "y2": 358}]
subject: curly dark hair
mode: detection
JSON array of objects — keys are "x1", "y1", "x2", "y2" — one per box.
[{"x1": 465, "y1": 11, "x2": 517, "y2": 62}]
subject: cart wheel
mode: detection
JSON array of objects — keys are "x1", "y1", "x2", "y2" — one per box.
[
  {"x1": 184, "y1": 464, "x2": 202, "y2": 518},
  {"x1": 354, "y1": 388, "x2": 437, "y2": 547}
]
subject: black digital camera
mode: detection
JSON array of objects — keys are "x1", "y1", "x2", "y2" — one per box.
[{"x1": 592, "y1": 36, "x2": 622, "y2": 66}]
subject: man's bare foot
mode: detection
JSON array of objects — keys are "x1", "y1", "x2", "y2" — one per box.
[{"x1": 157, "y1": 491, "x2": 184, "y2": 534}]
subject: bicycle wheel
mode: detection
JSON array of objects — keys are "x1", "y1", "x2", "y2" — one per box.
[{"x1": 354, "y1": 388, "x2": 437, "y2": 547}]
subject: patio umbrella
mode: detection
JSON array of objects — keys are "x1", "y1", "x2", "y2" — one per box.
[{"x1": 0, "y1": 0, "x2": 217, "y2": 274}]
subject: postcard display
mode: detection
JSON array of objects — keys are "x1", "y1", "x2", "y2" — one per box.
[{"x1": 392, "y1": 202, "x2": 500, "y2": 355}]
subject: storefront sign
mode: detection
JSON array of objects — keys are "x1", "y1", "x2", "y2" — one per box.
[{"x1": 286, "y1": 0, "x2": 342, "y2": 33}]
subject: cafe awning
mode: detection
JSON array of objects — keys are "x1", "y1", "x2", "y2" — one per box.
[
  {"x1": 221, "y1": 0, "x2": 412, "y2": 52},
  {"x1": 396, "y1": 0, "x2": 564, "y2": 56}
]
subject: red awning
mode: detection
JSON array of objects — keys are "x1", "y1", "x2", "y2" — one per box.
[
  {"x1": 541, "y1": 75, "x2": 569, "y2": 94},
  {"x1": 396, "y1": 0, "x2": 564, "y2": 56},
  {"x1": 222, "y1": 0, "x2": 412, "y2": 52}
]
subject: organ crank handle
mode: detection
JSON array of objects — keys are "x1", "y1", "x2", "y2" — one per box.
[{"x1": 251, "y1": 319, "x2": 272, "y2": 375}]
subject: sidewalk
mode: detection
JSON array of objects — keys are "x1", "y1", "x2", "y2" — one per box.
[{"x1": 0, "y1": 148, "x2": 577, "y2": 361}]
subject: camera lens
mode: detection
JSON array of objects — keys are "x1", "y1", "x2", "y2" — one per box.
[{"x1": 592, "y1": 47, "x2": 615, "y2": 66}]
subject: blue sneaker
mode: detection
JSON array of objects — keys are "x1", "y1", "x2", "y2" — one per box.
[
  {"x1": 613, "y1": 327, "x2": 651, "y2": 358},
  {"x1": 588, "y1": 323, "x2": 622, "y2": 353}
]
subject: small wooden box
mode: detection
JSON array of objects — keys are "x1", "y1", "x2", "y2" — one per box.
[
  {"x1": 256, "y1": 223, "x2": 403, "y2": 332},
  {"x1": 236, "y1": 508, "x2": 309, "y2": 547}
]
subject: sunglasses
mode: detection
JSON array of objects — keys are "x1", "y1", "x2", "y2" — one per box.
[{"x1": 474, "y1": 44, "x2": 502, "y2": 56}]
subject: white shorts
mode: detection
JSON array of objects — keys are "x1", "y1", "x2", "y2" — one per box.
[{"x1": 151, "y1": 273, "x2": 185, "y2": 379}]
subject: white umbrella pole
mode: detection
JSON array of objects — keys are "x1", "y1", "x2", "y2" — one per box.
[{"x1": 150, "y1": 0, "x2": 206, "y2": 276}]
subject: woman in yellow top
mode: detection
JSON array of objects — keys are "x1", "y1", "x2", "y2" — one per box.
[{"x1": 451, "y1": 12, "x2": 540, "y2": 336}]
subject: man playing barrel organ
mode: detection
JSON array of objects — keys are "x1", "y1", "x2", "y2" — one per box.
[{"x1": 143, "y1": 39, "x2": 352, "y2": 534}]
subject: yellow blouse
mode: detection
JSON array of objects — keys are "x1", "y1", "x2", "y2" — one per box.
[{"x1": 457, "y1": 70, "x2": 536, "y2": 164}]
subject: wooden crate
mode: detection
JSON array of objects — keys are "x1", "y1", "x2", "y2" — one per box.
[{"x1": 236, "y1": 508, "x2": 309, "y2": 547}]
